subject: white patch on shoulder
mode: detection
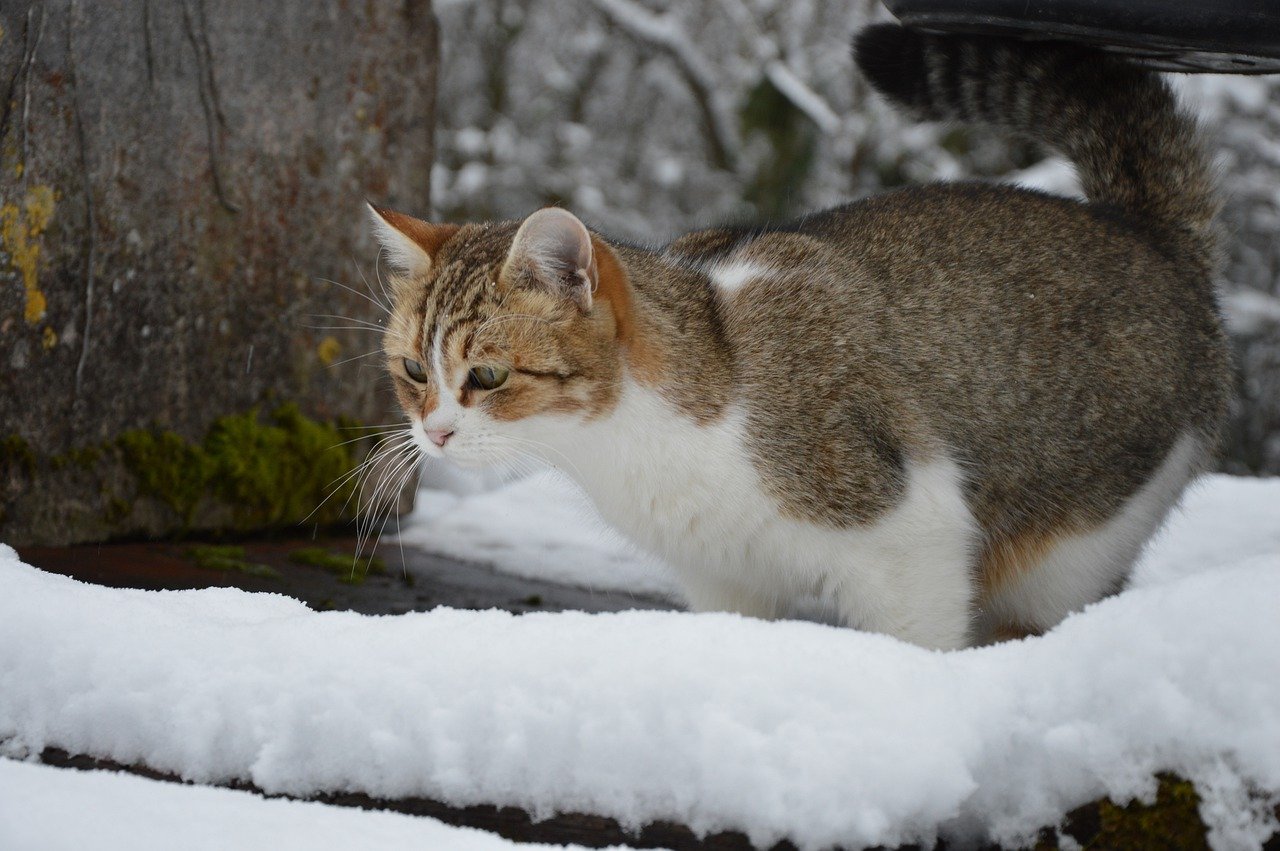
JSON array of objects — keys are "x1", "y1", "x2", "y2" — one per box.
[
  {"x1": 515, "y1": 379, "x2": 979, "y2": 649},
  {"x1": 707, "y1": 260, "x2": 769, "y2": 295}
]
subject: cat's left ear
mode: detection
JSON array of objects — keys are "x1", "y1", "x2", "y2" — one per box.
[
  {"x1": 367, "y1": 203, "x2": 459, "y2": 277},
  {"x1": 503, "y1": 207, "x2": 596, "y2": 313}
]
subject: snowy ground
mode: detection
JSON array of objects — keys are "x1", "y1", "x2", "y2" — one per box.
[{"x1": 2, "y1": 472, "x2": 1279, "y2": 849}]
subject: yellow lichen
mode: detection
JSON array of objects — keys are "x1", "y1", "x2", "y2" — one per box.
[
  {"x1": 1, "y1": 184, "x2": 57, "y2": 325},
  {"x1": 25, "y1": 185, "x2": 55, "y2": 230},
  {"x1": 41, "y1": 326, "x2": 57, "y2": 349},
  {"x1": 316, "y1": 336, "x2": 341, "y2": 366}
]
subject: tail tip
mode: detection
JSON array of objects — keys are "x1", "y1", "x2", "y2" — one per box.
[{"x1": 853, "y1": 23, "x2": 927, "y2": 105}]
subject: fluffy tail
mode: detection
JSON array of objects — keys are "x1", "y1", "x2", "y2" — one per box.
[{"x1": 854, "y1": 24, "x2": 1218, "y2": 266}]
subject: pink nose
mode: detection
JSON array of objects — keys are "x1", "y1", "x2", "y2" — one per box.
[{"x1": 427, "y1": 428, "x2": 454, "y2": 447}]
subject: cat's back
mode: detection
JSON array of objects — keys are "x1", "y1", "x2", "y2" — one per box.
[{"x1": 665, "y1": 182, "x2": 1231, "y2": 537}]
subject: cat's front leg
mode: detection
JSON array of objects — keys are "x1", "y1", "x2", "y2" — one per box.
[
  {"x1": 826, "y1": 458, "x2": 980, "y2": 650},
  {"x1": 679, "y1": 573, "x2": 782, "y2": 621},
  {"x1": 833, "y1": 561, "x2": 974, "y2": 651}
]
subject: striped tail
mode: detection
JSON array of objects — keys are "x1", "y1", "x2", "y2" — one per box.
[{"x1": 854, "y1": 24, "x2": 1219, "y2": 269}]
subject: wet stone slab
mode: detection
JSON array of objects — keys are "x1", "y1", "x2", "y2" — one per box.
[{"x1": 17, "y1": 537, "x2": 676, "y2": 617}]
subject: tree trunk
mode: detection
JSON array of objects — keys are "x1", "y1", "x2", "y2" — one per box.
[{"x1": 0, "y1": 0, "x2": 438, "y2": 545}]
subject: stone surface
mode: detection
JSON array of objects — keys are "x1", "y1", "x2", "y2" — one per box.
[{"x1": 0, "y1": 0, "x2": 438, "y2": 545}]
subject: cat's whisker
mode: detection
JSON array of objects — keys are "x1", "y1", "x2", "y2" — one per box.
[
  {"x1": 316, "y1": 275, "x2": 390, "y2": 316},
  {"x1": 373, "y1": 249, "x2": 397, "y2": 311},
  {"x1": 323, "y1": 433, "x2": 413, "y2": 512},
  {"x1": 350, "y1": 256, "x2": 394, "y2": 315},
  {"x1": 343, "y1": 437, "x2": 416, "y2": 524},
  {"x1": 304, "y1": 313, "x2": 387, "y2": 331},
  {"x1": 325, "y1": 349, "x2": 386, "y2": 370},
  {"x1": 354, "y1": 444, "x2": 421, "y2": 567},
  {"x1": 496, "y1": 433, "x2": 587, "y2": 483},
  {"x1": 352, "y1": 437, "x2": 415, "y2": 532},
  {"x1": 328, "y1": 428, "x2": 410, "y2": 450},
  {"x1": 302, "y1": 433, "x2": 415, "y2": 525},
  {"x1": 300, "y1": 324, "x2": 385, "y2": 334},
  {"x1": 338, "y1": 421, "x2": 411, "y2": 430}
]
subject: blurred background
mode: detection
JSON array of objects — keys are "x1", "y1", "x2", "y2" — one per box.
[{"x1": 2, "y1": 0, "x2": 1278, "y2": 551}]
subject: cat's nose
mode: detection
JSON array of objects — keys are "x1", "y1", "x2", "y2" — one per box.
[{"x1": 427, "y1": 428, "x2": 454, "y2": 447}]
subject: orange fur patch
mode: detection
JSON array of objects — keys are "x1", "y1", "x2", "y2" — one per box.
[
  {"x1": 592, "y1": 236, "x2": 663, "y2": 385},
  {"x1": 372, "y1": 205, "x2": 460, "y2": 258},
  {"x1": 987, "y1": 624, "x2": 1042, "y2": 643},
  {"x1": 978, "y1": 527, "x2": 1069, "y2": 596}
]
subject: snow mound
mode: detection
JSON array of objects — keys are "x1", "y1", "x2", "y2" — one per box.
[
  {"x1": 0, "y1": 758, "x2": 600, "y2": 851},
  {"x1": 2, "y1": 474, "x2": 1279, "y2": 850}
]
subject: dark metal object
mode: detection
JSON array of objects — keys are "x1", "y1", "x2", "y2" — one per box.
[{"x1": 884, "y1": 0, "x2": 1280, "y2": 74}]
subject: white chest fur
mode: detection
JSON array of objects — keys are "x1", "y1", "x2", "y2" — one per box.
[{"x1": 518, "y1": 380, "x2": 979, "y2": 648}]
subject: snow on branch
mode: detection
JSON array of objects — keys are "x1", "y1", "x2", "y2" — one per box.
[
  {"x1": 590, "y1": 0, "x2": 740, "y2": 170},
  {"x1": 764, "y1": 60, "x2": 840, "y2": 133}
]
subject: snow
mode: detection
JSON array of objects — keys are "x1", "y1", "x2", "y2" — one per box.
[
  {"x1": 397, "y1": 470, "x2": 680, "y2": 598},
  {"x1": 0, "y1": 758, "x2": 599, "y2": 851},
  {"x1": 1, "y1": 474, "x2": 1279, "y2": 849}
]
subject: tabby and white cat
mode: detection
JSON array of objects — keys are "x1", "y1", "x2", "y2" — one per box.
[{"x1": 368, "y1": 24, "x2": 1230, "y2": 648}]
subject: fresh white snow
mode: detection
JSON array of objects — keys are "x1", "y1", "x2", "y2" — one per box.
[
  {"x1": 0, "y1": 758, "x2": 602, "y2": 851},
  {"x1": 397, "y1": 470, "x2": 680, "y2": 598},
  {"x1": 1, "y1": 473, "x2": 1278, "y2": 849}
]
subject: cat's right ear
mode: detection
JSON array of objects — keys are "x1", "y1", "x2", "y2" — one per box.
[{"x1": 366, "y1": 203, "x2": 459, "y2": 277}]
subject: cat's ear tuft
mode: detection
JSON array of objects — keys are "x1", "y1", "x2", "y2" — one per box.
[
  {"x1": 504, "y1": 207, "x2": 596, "y2": 313},
  {"x1": 367, "y1": 203, "x2": 459, "y2": 277}
]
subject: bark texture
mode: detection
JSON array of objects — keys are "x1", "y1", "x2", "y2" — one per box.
[{"x1": 0, "y1": 0, "x2": 437, "y2": 545}]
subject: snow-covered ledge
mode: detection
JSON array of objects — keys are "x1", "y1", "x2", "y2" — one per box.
[{"x1": 2, "y1": 475, "x2": 1279, "y2": 850}]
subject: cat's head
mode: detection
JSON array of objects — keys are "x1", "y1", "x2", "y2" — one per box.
[{"x1": 369, "y1": 205, "x2": 633, "y2": 467}]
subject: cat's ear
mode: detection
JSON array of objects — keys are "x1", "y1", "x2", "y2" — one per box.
[
  {"x1": 503, "y1": 207, "x2": 596, "y2": 313},
  {"x1": 367, "y1": 203, "x2": 459, "y2": 277}
]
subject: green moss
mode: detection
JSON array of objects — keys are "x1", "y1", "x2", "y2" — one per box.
[
  {"x1": 186, "y1": 544, "x2": 282, "y2": 580},
  {"x1": 1087, "y1": 776, "x2": 1208, "y2": 851},
  {"x1": 118, "y1": 430, "x2": 215, "y2": 523},
  {"x1": 290, "y1": 546, "x2": 386, "y2": 579},
  {"x1": 48, "y1": 446, "x2": 99, "y2": 471},
  {"x1": 117, "y1": 404, "x2": 366, "y2": 531},
  {"x1": 1, "y1": 434, "x2": 36, "y2": 477},
  {"x1": 202, "y1": 404, "x2": 356, "y2": 527},
  {"x1": 8, "y1": 405, "x2": 383, "y2": 541}
]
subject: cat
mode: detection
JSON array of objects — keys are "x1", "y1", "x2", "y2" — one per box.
[{"x1": 367, "y1": 24, "x2": 1231, "y2": 649}]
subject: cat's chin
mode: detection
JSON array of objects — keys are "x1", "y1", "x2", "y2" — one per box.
[
  {"x1": 434, "y1": 454, "x2": 487, "y2": 470},
  {"x1": 426, "y1": 445, "x2": 509, "y2": 470}
]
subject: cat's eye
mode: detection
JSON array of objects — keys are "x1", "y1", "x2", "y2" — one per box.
[
  {"x1": 468, "y1": 365, "x2": 509, "y2": 391},
  {"x1": 403, "y1": 358, "x2": 429, "y2": 383}
]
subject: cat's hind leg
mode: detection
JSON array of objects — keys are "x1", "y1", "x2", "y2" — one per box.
[{"x1": 978, "y1": 433, "x2": 1204, "y2": 638}]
